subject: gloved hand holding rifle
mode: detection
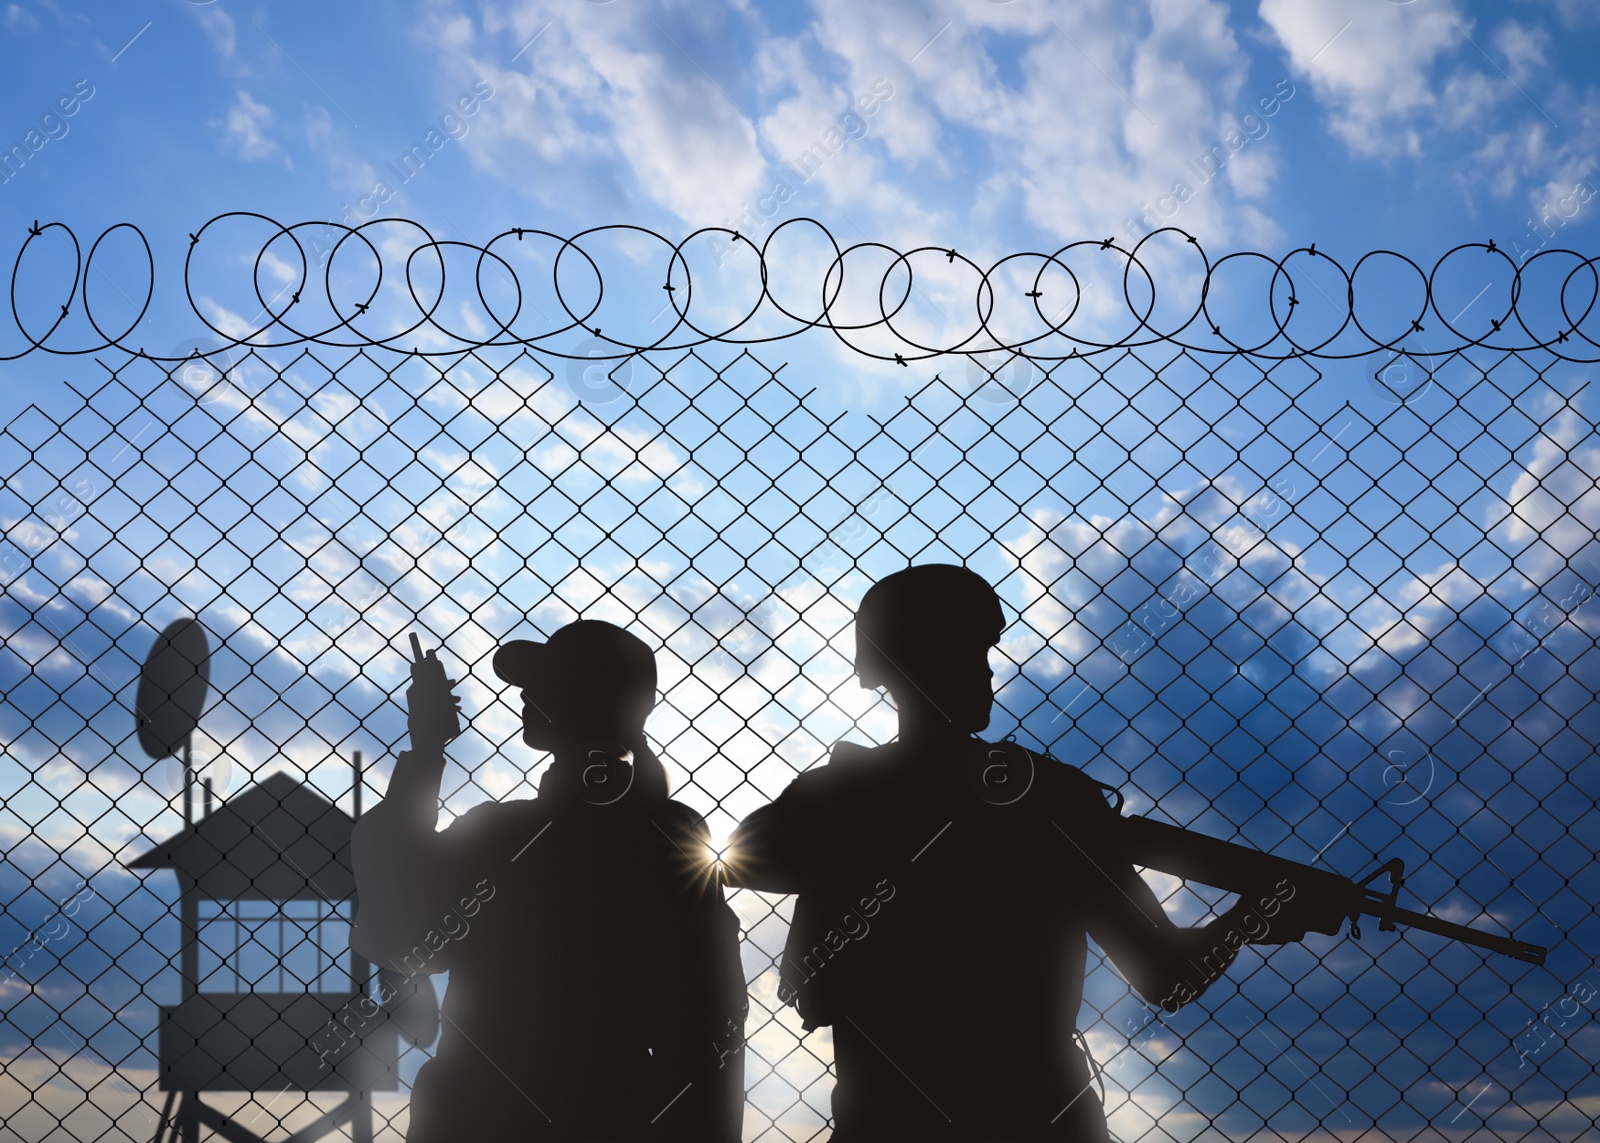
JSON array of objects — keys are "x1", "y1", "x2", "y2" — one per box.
[{"x1": 1110, "y1": 797, "x2": 1547, "y2": 965}]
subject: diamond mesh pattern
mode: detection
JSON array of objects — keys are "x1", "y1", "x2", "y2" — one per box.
[{"x1": 0, "y1": 333, "x2": 1595, "y2": 1142}]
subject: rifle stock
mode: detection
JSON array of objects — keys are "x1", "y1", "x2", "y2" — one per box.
[{"x1": 1120, "y1": 814, "x2": 1547, "y2": 966}]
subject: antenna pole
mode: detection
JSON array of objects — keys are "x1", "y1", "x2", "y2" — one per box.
[
  {"x1": 182, "y1": 737, "x2": 193, "y2": 827},
  {"x1": 347, "y1": 748, "x2": 373, "y2": 1141}
]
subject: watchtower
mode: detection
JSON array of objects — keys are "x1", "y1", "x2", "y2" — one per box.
[{"x1": 127, "y1": 769, "x2": 400, "y2": 1142}]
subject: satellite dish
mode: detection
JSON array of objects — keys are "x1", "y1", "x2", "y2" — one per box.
[
  {"x1": 135, "y1": 617, "x2": 211, "y2": 759},
  {"x1": 377, "y1": 967, "x2": 440, "y2": 1048}
]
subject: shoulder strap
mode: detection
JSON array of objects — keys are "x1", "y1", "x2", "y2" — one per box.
[{"x1": 998, "y1": 736, "x2": 1125, "y2": 813}]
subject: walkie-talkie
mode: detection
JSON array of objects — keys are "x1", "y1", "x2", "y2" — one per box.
[{"x1": 408, "y1": 632, "x2": 462, "y2": 745}]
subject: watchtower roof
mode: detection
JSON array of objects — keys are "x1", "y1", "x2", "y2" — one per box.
[{"x1": 126, "y1": 772, "x2": 355, "y2": 901}]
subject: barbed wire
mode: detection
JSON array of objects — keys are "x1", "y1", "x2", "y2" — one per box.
[{"x1": 9, "y1": 214, "x2": 1600, "y2": 365}]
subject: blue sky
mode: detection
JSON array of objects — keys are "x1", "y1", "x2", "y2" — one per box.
[
  {"x1": 3, "y1": 0, "x2": 1600, "y2": 418},
  {"x1": 1, "y1": 1, "x2": 1599, "y2": 1140},
  {"x1": 2, "y1": 0, "x2": 1599, "y2": 260}
]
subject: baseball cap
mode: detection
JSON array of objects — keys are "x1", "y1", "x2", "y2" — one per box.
[{"x1": 492, "y1": 619, "x2": 658, "y2": 698}]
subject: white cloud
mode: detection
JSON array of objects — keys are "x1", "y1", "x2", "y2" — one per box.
[
  {"x1": 1510, "y1": 88, "x2": 1600, "y2": 229},
  {"x1": 814, "y1": 0, "x2": 1268, "y2": 248},
  {"x1": 1516, "y1": 0, "x2": 1600, "y2": 30},
  {"x1": 1441, "y1": 68, "x2": 1510, "y2": 135},
  {"x1": 1003, "y1": 471, "x2": 1327, "y2": 709},
  {"x1": 257, "y1": 248, "x2": 298, "y2": 284},
  {"x1": 3, "y1": 3, "x2": 38, "y2": 33},
  {"x1": 1255, "y1": 4, "x2": 1600, "y2": 228},
  {"x1": 304, "y1": 104, "x2": 335, "y2": 150},
  {"x1": 1494, "y1": 404, "x2": 1600, "y2": 578},
  {"x1": 414, "y1": 0, "x2": 1291, "y2": 253},
  {"x1": 217, "y1": 90, "x2": 291, "y2": 167},
  {"x1": 1259, "y1": 0, "x2": 1466, "y2": 156},
  {"x1": 0, "y1": 1054, "x2": 414, "y2": 1140},
  {"x1": 195, "y1": 5, "x2": 237, "y2": 58},
  {"x1": 423, "y1": 0, "x2": 768, "y2": 224},
  {"x1": 1493, "y1": 19, "x2": 1551, "y2": 85},
  {"x1": 194, "y1": 294, "x2": 258, "y2": 341}
]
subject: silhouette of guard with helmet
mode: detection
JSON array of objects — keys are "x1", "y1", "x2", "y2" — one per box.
[
  {"x1": 725, "y1": 564, "x2": 1342, "y2": 1141},
  {"x1": 351, "y1": 619, "x2": 746, "y2": 1142}
]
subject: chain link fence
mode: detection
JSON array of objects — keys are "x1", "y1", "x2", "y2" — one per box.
[{"x1": 1, "y1": 220, "x2": 1597, "y2": 1140}]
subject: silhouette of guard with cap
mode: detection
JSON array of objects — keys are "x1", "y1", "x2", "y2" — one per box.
[
  {"x1": 726, "y1": 565, "x2": 1343, "y2": 1142},
  {"x1": 351, "y1": 619, "x2": 746, "y2": 1142}
]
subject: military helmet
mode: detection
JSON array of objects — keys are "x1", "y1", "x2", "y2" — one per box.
[{"x1": 854, "y1": 564, "x2": 1005, "y2": 688}]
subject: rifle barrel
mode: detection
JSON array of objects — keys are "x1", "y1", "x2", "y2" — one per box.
[
  {"x1": 1120, "y1": 815, "x2": 1548, "y2": 966},
  {"x1": 1370, "y1": 902, "x2": 1546, "y2": 965}
]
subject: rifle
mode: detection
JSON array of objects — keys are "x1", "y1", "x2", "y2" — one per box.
[{"x1": 1117, "y1": 811, "x2": 1548, "y2": 966}]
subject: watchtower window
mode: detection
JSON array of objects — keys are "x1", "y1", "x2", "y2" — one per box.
[{"x1": 197, "y1": 900, "x2": 353, "y2": 993}]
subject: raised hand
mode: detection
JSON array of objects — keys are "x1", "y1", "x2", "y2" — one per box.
[{"x1": 406, "y1": 632, "x2": 463, "y2": 755}]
